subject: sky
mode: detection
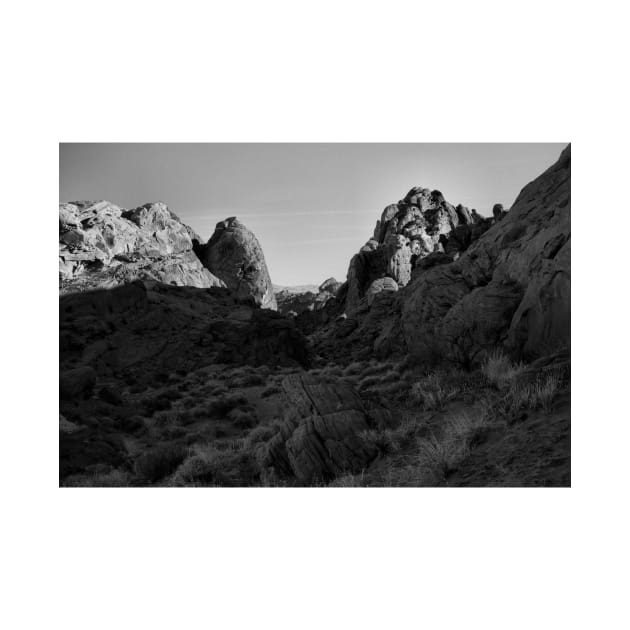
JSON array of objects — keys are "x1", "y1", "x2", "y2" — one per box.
[{"x1": 59, "y1": 143, "x2": 566, "y2": 286}]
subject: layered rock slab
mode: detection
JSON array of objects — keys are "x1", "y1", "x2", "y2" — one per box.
[{"x1": 255, "y1": 374, "x2": 391, "y2": 483}]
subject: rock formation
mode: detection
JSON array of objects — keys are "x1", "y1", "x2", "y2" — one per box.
[
  {"x1": 59, "y1": 281, "x2": 310, "y2": 378},
  {"x1": 344, "y1": 188, "x2": 498, "y2": 312},
  {"x1": 275, "y1": 277, "x2": 342, "y2": 316},
  {"x1": 199, "y1": 217, "x2": 277, "y2": 310},
  {"x1": 399, "y1": 145, "x2": 571, "y2": 365},
  {"x1": 255, "y1": 374, "x2": 391, "y2": 483},
  {"x1": 317, "y1": 144, "x2": 571, "y2": 366},
  {"x1": 59, "y1": 201, "x2": 225, "y2": 293}
]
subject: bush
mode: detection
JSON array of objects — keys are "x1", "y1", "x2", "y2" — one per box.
[
  {"x1": 482, "y1": 349, "x2": 525, "y2": 389},
  {"x1": 503, "y1": 372, "x2": 562, "y2": 415},
  {"x1": 261, "y1": 384, "x2": 282, "y2": 398},
  {"x1": 410, "y1": 372, "x2": 458, "y2": 411},
  {"x1": 134, "y1": 445, "x2": 188, "y2": 483},
  {"x1": 228, "y1": 408, "x2": 257, "y2": 429}
]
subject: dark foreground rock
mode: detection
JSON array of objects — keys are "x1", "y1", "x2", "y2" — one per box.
[
  {"x1": 255, "y1": 374, "x2": 392, "y2": 484},
  {"x1": 59, "y1": 281, "x2": 311, "y2": 380}
]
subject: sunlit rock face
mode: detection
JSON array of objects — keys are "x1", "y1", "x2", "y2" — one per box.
[
  {"x1": 200, "y1": 217, "x2": 277, "y2": 311},
  {"x1": 59, "y1": 200, "x2": 224, "y2": 293}
]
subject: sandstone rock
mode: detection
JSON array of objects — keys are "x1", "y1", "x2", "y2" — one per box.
[
  {"x1": 201, "y1": 217, "x2": 277, "y2": 310},
  {"x1": 366, "y1": 277, "x2": 399, "y2": 305},
  {"x1": 344, "y1": 186, "x2": 483, "y2": 312},
  {"x1": 59, "y1": 201, "x2": 225, "y2": 293},
  {"x1": 400, "y1": 144, "x2": 571, "y2": 364},
  {"x1": 255, "y1": 374, "x2": 391, "y2": 483},
  {"x1": 275, "y1": 278, "x2": 341, "y2": 316}
]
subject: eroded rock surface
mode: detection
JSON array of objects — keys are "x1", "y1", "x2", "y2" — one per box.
[
  {"x1": 59, "y1": 201, "x2": 225, "y2": 293},
  {"x1": 200, "y1": 217, "x2": 277, "y2": 310},
  {"x1": 344, "y1": 188, "x2": 498, "y2": 312},
  {"x1": 255, "y1": 374, "x2": 391, "y2": 483},
  {"x1": 275, "y1": 277, "x2": 342, "y2": 316},
  {"x1": 400, "y1": 145, "x2": 571, "y2": 364}
]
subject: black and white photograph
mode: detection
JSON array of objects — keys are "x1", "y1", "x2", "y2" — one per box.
[
  {"x1": 5, "y1": 1, "x2": 629, "y2": 629},
  {"x1": 59, "y1": 143, "x2": 571, "y2": 487}
]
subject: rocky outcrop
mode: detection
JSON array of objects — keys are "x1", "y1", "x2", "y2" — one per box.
[
  {"x1": 399, "y1": 145, "x2": 571, "y2": 365},
  {"x1": 255, "y1": 374, "x2": 391, "y2": 483},
  {"x1": 366, "y1": 277, "x2": 398, "y2": 306},
  {"x1": 344, "y1": 188, "x2": 498, "y2": 312},
  {"x1": 309, "y1": 145, "x2": 570, "y2": 367},
  {"x1": 59, "y1": 281, "x2": 311, "y2": 378},
  {"x1": 200, "y1": 217, "x2": 277, "y2": 310},
  {"x1": 59, "y1": 201, "x2": 225, "y2": 294},
  {"x1": 275, "y1": 277, "x2": 342, "y2": 316}
]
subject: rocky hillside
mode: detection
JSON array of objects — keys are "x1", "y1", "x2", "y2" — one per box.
[
  {"x1": 275, "y1": 277, "x2": 342, "y2": 316},
  {"x1": 60, "y1": 203, "x2": 278, "y2": 310},
  {"x1": 198, "y1": 217, "x2": 277, "y2": 310},
  {"x1": 309, "y1": 145, "x2": 571, "y2": 366},
  {"x1": 343, "y1": 188, "x2": 502, "y2": 312},
  {"x1": 59, "y1": 201, "x2": 225, "y2": 293}
]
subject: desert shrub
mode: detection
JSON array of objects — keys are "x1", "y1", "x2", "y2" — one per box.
[
  {"x1": 228, "y1": 408, "x2": 257, "y2": 430},
  {"x1": 206, "y1": 393, "x2": 250, "y2": 418},
  {"x1": 227, "y1": 372, "x2": 266, "y2": 388},
  {"x1": 143, "y1": 395, "x2": 173, "y2": 415},
  {"x1": 410, "y1": 372, "x2": 459, "y2": 410},
  {"x1": 342, "y1": 362, "x2": 364, "y2": 376},
  {"x1": 261, "y1": 384, "x2": 282, "y2": 398},
  {"x1": 134, "y1": 445, "x2": 188, "y2": 483},
  {"x1": 503, "y1": 372, "x2": 562, "y2": 415},
  {"x1": 244, "y1": 421, "x2": 282, "y2": 447},
  {"x1": 62, "y1": 468, "x2": 133, "y2": 487},
  {"x1": 357, "y1": 374, "x2": 382, "y2": 390},
  {"x1": 359, "y1": 362, "x2": 392, "y2": 378},
  {"x1": 115, "y1": 414, "x2": 145, "y2": 434},
  {"x1": 99, "y1": 386, "x2": 123, "y2": 406},
  {"x1": 482, "y1": 349, "x2": 526, "y2": 389},
  {"x1": 209, "y1": 384, "x2": 229, "y2": 396},
  {"x1": 170, "y1": 445, "x2": 258, "y2": 487},
  {"x1": 329, "y1": 472, "x2": 365, "y2": 487},
  {"x1": 359, "y1": 428, "x2": 400, "y2": 455}
]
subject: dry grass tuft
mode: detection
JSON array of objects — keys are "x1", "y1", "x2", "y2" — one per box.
[{"x1": 482, "y1": 349, "x2": 526, "y2": 389}]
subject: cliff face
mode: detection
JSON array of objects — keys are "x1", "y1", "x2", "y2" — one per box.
[
  {"x1": 59, "y1": 201, "x2": 224, "y2": 293},
  {"x1": 400, "y1": 145, "x2": 570, "y2": 364},
  {"x1": 200, "y1": 217, "x2": 277, "y2": 310},
  {"x1": 344, "y1": 187, "x2": 497, "y2": 312},
  {"x1": 310, "y1": 145, "x2": 570, "y2": 367}
]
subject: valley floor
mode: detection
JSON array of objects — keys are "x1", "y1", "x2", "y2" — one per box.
[{"x1": 60, "y1": 352, "x2": 570, "y2": 487}]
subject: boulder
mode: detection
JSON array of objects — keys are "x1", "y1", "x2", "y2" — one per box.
[
  {"x1": 366, "y1": 277, "x2": 399, "y2": 305},
  {"x1": 201, "y1": 217, "x2": 277, "y2": 310},
  {"x1": 255, "y1": 374, "x2": 391, "y2": 483}
]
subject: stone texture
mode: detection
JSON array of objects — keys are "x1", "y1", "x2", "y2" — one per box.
[
  {"x1": 255, "y1": 374, "x2": 391, "y2": 483},
  {"x1": 366, "y1": 277, "x2": 398, "y2": 305},
  {"x1": 59, "y1": 201, "x2": 224, "y2": 293},
  {"x1": 275, "y1": 277, "x2": 342, "y2": 316},
  {"x1": 400, "y1": 144, "x2": 571, "y2": 364},
  {"x1": 200, "y1": 217, "x2": 277, "y2": 310},
  {"x1": 343, "y1": 187, "x2": 499, "y2": 312},
  {"x1": 59, "y1": 281, "x2": 310, "y2": 381}
]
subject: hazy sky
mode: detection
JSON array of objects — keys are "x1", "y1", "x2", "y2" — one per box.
[{"x1": 60, "y1": 143, "x2": 565, "y2": 286}]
